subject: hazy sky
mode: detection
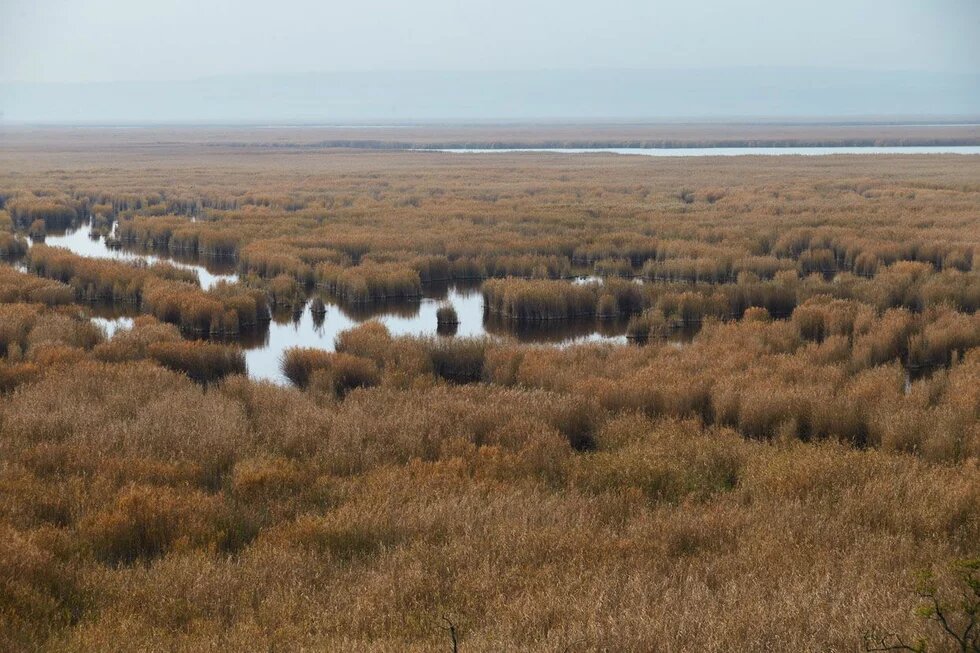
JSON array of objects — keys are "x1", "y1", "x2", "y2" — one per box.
[{"x1": 2, "y1": 0, "x2": 978, "y2": 83}]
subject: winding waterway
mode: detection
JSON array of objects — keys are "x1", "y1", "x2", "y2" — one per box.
[{"x1": 31, "y1": 222, "x2": 630, "y2": 383}]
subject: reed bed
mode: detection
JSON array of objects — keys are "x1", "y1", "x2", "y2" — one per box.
[
  {"x1": 0, "y1": 355, "x2": 975, "y2": 651},
  {"x1": 5, "y1": 194, "x2": 79, "y2": 229},
  {"x1": 0, "y1": 302, "x2": 104, "y2": 361},
  {"x1": 264, "y1": 273, "x2": 305, "y2": 310},
  {"x1": 426, "y1": 336, "x2": 489, "y2": 383},
  {"x1": 625, "y1": 308, "x2": 670, "y2": 342},
  {"x1": 281, "y1": 347, "x2": 380, "y2": 396},
  {"x1": 594, "y1": 256, "x2": 635, "y2": 278},
  {"x1": 0, "y1": 234, "x2": 28, "y2": 258},
  {"x1": 145, "y1": 340, "x2": 247, "y2": 384},
  {"x1": 142, "y1": 278, "x2": 269, "y2": 334},
  {"x1": 23, "y1": 247, "x2": 269, "y2": 334},
  {"x1": 0, "y1": 137, "x2": 978, "y2": 651},
  {"x1": 28, "y1": 219, "x2": 46, "y2": 240},
  {"x1": 316, "y1": 261, "x2": 423, "y2": 302},
  {"x1": 0, "y1": 265, "x2": 74, "y2": 305},
  {"x1": 483, "y1": 278, "x2": 598, "y2": 321},
  {"x1": 27, "y1": 244, "x2": 199, "y2": 303}
]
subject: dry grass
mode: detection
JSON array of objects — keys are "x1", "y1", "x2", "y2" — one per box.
[
  {"x1": 0, "y1": 361, "x2": 975, "y2": 651},
  {"x1": 145, "y1": 340, "x2": 246, "y2": 384},
  {"x1": 0, "y1": 132, "x2": 977, "y2": 651},
  {"x1": 0, "y1": 265, "x2": 73, "y2": 305}
]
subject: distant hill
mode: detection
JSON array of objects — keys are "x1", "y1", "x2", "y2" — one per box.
[{"x1": 2, "y1": 68, "x2": 978, "y2": 124}]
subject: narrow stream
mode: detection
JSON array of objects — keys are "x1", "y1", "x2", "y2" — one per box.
[{"x1": 35, "y1": 224, "x2": 237, "y2": 290}]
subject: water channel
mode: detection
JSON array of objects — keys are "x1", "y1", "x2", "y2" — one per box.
[{"x1": 31, "y1": 222, "x2": 631, "y2": 383}]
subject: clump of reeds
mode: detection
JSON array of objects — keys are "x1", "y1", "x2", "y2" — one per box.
[
  {"x1": 436, "y1": 304, "x2": 459, "y2": 325},
  {"x1": 6, "y1": 195, "x2": 78, "y2": 229},
  {"x1": 0, "y1": 359, "x2": 40, "y2": 393},
  {"x1": 142, "y1": 278, "x2": 269, "y2": 335},
  {"x1": 316, "y1": 261, "x2": 422, "y2": 303},
  {"x1": 28, "y1": 219, "x2": 46, "y2": 240},
  {"x1": 0, "y1": 233, "x2": 28, "y2": 258},
  {"x1": 334, "y1": 321, "x2": 394, "y2": 365},
  {"x1": 594, "y1": 257, "x2": 634, "y2": 278},
  {"x1": 733, "y1": 256, "x2": 797, "y2": 280},
  {"x1": 0, "y1": 266, "x2": 73, "y2": 305},
  {"x1": 89, "y1": 203, "x2": 115, "y2": 220},
  {"x1": 656, "y1": 290, "x2": 728, "y2": 327},
  {"x1": 427, "y1": 337, "x2": 488, "y2": 384},
  {"x1": 309, "y1": 353, "x2": 381, "y2": 398},
  {"x1": 642, "y1": 256, "x2": 733, "y2": 284},
  {"x1": 906, "y1": 309, "x2": 979, "y2": 370},
  {"x1": 450, "y1": 257, "x2": 487, "y2": 280},
  {"x1": 26, "y1": 245, "x2": 199, "y2": 304},
  {"x1": 82, "y1": 484, "x2": 231, "y2": 565},
  {"x1": 238, "y1": 240, "x2": 318, "y2": 284},
  {"x1": 412, "y1": 255, "x2": 452, "y2": 283},
  {"x1": 280, "y1": 348, "x2": 328, "y2": 388},
  {"x1": 265, "y1": 274, "x2": 305, "y2": 310},
  {"x1": 92, "y1": 316, "x2": 183, "y2": 362},
  {"x1": 483, "y1": 278, "x2": 597, "y2": 321},
  {"x1": 197, "y1": 230, "x2": 242, "y2": 259},
  {"x1": 281, "y1": 347, "x2": 380, "y2": 396},
  {"x1": 146, "y1": 340, "x2": 247, "y2": 384},
  {"x1": 742, "y1": 306, "x2": 772, "y2": 322},
  {"x1": 483, "y1": 254, "x2": 572, "y2": 280},
  {"x1": 626, "y1": 309, "x2": 669, "y2": 343},
  {"x1": 851, "y1": 308, "x2": 916, "y2": 369},
  {"x1": 24, "y1": 311, "x2": 104, "y2": 353},
  {"x1": 436, "y1": 303, "x2": 460, "y2": 335},
  {"x1": 0, "y1": 303, "x2": 43, "y2": 357},
  {"x1": 310, "y1": 296, "x2": 327, "y2": 327},
  {"x1": 310, "y1": 296, "x2": 326, "y2": 316}
]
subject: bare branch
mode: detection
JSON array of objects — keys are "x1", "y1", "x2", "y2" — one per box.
[
  {"x1": 864, "y1": 632, "x2": 922, "y2": 652},
  {"x1": 442, "y1": 616, "x2": 459, "y2": 653}
]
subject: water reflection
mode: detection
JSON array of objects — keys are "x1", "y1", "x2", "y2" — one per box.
[
  {"x1": 84, "y1": 302, "x2": 143, "y2": 320},
  {"x1": 238, "y1": 288, "x2": 486, "y2": 383},
  {"x1": 484, "y1": 314, "x2": 630, "y2": 344},
  {"x1": 91, "y1": 316, "x2": 135, "y2": 338}
]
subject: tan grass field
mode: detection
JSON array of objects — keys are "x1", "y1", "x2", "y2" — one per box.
[{"x1": 0, "y1": 129, "x2": 977, "y2": 651}]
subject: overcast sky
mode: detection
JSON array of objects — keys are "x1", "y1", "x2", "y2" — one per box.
[{"x1": 2, "y1": 0, "x2": 979, "y2": 83}]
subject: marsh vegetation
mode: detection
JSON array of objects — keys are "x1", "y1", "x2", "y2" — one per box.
[{"x1": 0, "y1": 132, "x2": 977, "y2": 651}]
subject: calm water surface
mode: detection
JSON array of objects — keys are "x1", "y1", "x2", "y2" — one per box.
[{"x1": 431, "y1": 146, "x2": 980, "y2": 156}]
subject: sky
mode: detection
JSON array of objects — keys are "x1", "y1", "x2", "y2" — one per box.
[{"x1": 2, "y1": 0, "x2": 979, "y2": 83}]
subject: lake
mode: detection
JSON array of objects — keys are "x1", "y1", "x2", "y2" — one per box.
[{"x1": 428, "y1": 146, "x2": 980, "y2": 156}]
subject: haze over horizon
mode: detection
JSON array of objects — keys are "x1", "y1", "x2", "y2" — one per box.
[{"x1": 1, "y1": 0, "x2": 978, "y2": 123}]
